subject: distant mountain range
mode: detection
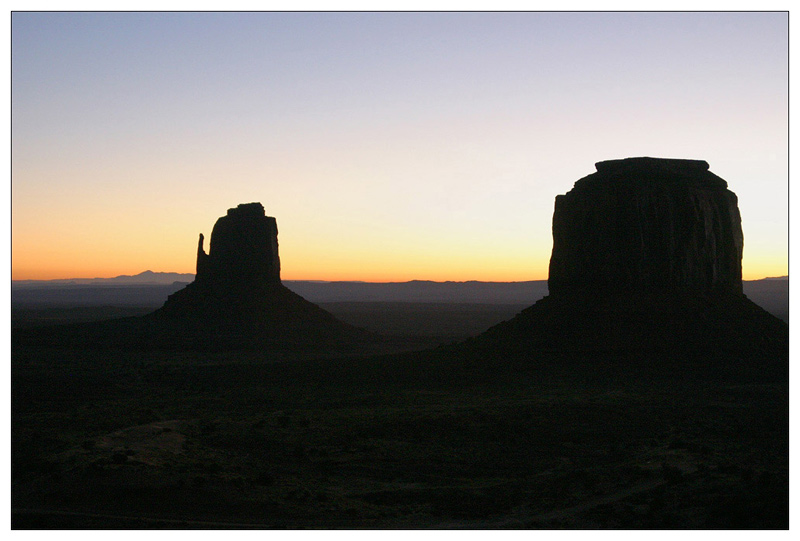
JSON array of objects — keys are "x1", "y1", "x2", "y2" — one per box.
[
  {"x1": 11, "y1": 271, "x2": 788, "y2": 322},
  {"x1": 11, "y1": 270, "x2": 195, "y2": 287}
]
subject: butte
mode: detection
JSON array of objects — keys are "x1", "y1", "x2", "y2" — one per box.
[
  {"x1": 461, "y1": 157, "x2": 788, "y2": 381},
  {"x1": 148, "y1": 202, "x2": 371, "y2": 350}
]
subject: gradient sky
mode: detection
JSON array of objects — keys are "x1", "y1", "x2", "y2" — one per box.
[{"x1": 11, "y1": 12, "x2": 788, "y2": 282}]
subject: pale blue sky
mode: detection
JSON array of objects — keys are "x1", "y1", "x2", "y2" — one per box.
[{"x1": 11, "y1": 12, "x2": 788, "y2": 280}]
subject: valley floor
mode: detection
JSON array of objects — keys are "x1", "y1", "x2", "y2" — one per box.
[{"x1": 11, "y1": 341, "x2": 789, "y2": 529}]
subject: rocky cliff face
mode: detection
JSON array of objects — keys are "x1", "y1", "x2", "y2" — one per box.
[{"x1": 548, "y1": 157, "x2": 744, "y2": 296}]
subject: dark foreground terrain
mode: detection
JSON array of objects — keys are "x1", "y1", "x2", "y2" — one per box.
[{"x1": 12, "y1": 308, "x2": 788, "y2": 529}]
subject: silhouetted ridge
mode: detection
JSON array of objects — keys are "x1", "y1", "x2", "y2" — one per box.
[{"x1": 463, "y1": 157, "x2": 787, "y2": 380}]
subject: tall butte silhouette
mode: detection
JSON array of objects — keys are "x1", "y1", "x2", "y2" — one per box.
[
  {"x1": 148, "y1": 202, "x2": 370, "y2": 349},
  {"x1": 463, "y1": 157, "x2": 788, "y2": 380}
]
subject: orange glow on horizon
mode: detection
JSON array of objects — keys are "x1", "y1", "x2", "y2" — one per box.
[
  {"x1": 11, "y1": 261, "x2": 787, "y2": 283},
  {"x1": 11, "y1": 214, "x2": 787, "y2": 283},
  {"x1": 10, "y1": 264, "x2": 553, "y2": 283}
]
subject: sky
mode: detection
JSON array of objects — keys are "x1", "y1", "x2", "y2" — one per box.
[{"x1": 11, "y1": 11, "x2": 789, "y2": 282}]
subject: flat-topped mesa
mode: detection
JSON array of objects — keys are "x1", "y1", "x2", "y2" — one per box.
[
  {"x1": 194, "y1": 202, "x2": 281, "y2": 292},
  {"x1": 548, "y1": 157, "x2": 744, "y2": 296}
]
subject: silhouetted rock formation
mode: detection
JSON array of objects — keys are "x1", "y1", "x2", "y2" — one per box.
[
  {"x1": 10, "y1": 203, "x2": 390, "y2": 353},
  {"x1": 194, "y1": 203, "x2": 281, "y2": 288},
  {"x1": 549, "y1": 158, "x2": 743, "y2": 295},
  {"x1": 148, "y1": 203, "x2": 371, "y2": 349},
  {"x1": 463, "y1": 158, "x2": 787, "y2": 381}
]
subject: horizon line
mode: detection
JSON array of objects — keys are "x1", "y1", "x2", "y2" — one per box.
[{"x1": 11, "y1": 272, "x2": 790, "y2": 284}]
